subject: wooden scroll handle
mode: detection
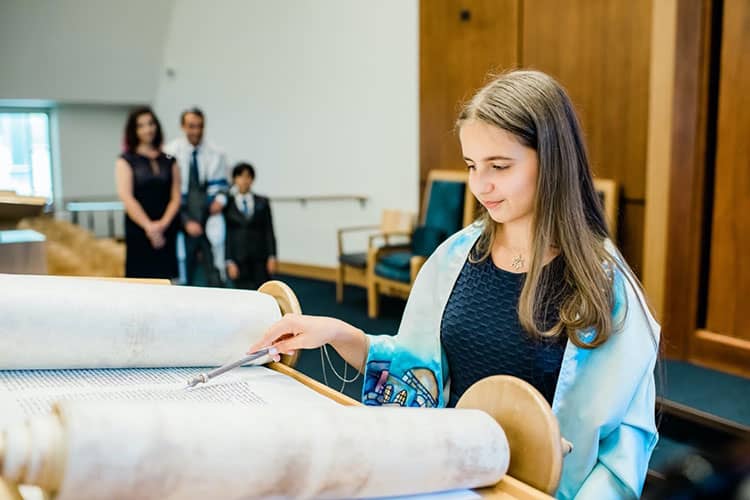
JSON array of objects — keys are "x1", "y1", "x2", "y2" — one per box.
[
  {"x1": 456, "y1": 375, "x2": 566, "y2": 495},
  {"x1": 257, "y1": 280, "x2": 303, "y2": 368}
]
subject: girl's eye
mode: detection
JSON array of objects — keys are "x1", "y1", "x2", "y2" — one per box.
[
  {"x1": 465, "y1": 164, "x2": 476, "y2": 170},
  {"x1": 492, "y1": 164, "x2": 510, "y2": 170}
]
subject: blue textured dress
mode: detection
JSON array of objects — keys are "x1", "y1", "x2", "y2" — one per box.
[{"x1": 441, "y1": 250, "x2": 568, "y2": 407}]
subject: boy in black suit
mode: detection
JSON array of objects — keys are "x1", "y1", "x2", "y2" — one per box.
[{"x1": 224, "y1": 163, "x2": 277, "y2": 289}]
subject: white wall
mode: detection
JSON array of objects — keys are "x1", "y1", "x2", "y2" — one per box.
[
  {"x1": 154, "y1": 0, "x2": 419, "y2": 267},
  {"x1": 1, "y1": 0, "x2": 419, "y2": 267},
  {"x1": 0, "y1": 0, "x2": 174, "y2": 103},
  {"x1": 56, "y1": 104, "x2": 131, "y2": 200},
  {"x1": 49, "y1": 104, "x2": 131, "y2": 237}
]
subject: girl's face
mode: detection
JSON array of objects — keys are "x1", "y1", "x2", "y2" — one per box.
[
  {"x1": 135, "y1": 113, "x2": 157, "y2": 146},
  {"x1": 460, "y1": 120, "x2": 539, "y2": 225}
]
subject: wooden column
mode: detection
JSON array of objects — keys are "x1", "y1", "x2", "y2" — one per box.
[{"x1": 524, "y1": 0, "x2": 653, "y2": 277}]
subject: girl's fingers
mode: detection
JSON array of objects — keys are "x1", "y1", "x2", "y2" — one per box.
[
  {"x1": 272, "y1": 334, "x2": 311, "y2": 355},
  {"x1": 248, "y1": 314, "x2": 302, "y2": 354}
]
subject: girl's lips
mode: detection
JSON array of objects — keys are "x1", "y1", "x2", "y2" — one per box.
[{"x1": 482, "y1": 200, "x2": 504, "y2": 209}]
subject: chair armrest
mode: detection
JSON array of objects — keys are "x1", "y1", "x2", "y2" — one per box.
[
  {"x1": 368, "y1": 231, "x2": 412, "y2": 249},
  {"x1": 337, "y1": 225, "x2": 380, "y2": 236},
  {"x1": 410, "y1": 255, "x2": 426, "y2": 282},
  {"x1": 337, "y1": 225, "x2": 379, "y2": 256}
]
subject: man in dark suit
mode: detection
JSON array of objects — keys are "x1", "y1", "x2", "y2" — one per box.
[{"x1": 224, "y1": 163, "x2": 277, "y2": 289}]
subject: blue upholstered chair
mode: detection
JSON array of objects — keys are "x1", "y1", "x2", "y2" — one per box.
[
  {"x1": 336, "y1": 209, "x2": 415, "y2": 303},
  {"x1": 366, "y1": 170, "x2": 476, "y2": 318}
]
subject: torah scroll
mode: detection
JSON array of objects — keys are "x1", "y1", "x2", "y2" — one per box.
[{"x1": 0, "y1": 273, "x2": 515, "y2": 499}]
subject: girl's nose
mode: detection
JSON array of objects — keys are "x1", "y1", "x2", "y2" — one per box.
[{"x1": 479, "y1": 176, "x2": 494, "y2": 195}]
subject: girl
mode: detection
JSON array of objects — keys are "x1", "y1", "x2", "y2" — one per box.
[{"x1": 250, "y1": 70, "x2": 660, "y2": 499}]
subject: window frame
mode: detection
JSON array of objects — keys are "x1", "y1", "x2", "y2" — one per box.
[{"x1": 0, "y1": 106, "x2": 56, "y2": 200}]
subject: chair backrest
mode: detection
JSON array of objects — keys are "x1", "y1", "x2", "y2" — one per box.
[
  {"x1": 592, "y1": 178, "x2": 619, "y2": 239},
  {"x1": 420, "y1": 169, "x2": 475, "y2": 233},
  {"x1": 379, "y1": 209, "x2": 416, "y2": 234},
  {"x1": 411, "y1": 170, "x2": 476, "y2": 257}
]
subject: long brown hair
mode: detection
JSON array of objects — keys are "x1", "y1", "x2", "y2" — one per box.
[{"x1": 458, "y1": 70, "x2": 641, "y2": 349}]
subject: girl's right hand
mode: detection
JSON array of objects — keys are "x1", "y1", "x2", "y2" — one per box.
[{"x1": 247, "y1": 313, "x2": 342, "y2": 356}]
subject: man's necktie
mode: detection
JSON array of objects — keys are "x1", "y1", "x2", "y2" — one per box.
[
  {"x1": 189, "y1": 149, "x2": 200, "y2": 189},
  {"x1": 186, "y1": 148, "x2": 204, "y2": 222},
  {"x1": 242, "y1": 197, "x2": 249, "y2": 216}
]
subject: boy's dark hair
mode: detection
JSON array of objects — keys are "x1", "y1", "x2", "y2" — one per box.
[
  {"x1": 123, "y1": 106, "x2": 163, "y2": 153},
  {"x1": 180, "y1": 107, "x2": 205, "y2": 125},
  {"x1": 232, "y1": 162, "x2": 255, "y2": 179}
]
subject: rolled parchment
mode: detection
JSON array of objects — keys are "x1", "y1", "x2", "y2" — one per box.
[
  {"x1": 1, "y1": 400, "x2": 509, "y2": 499},
  {"x1": 0, "y1": 273, "x2": 281, "y2": 369}
]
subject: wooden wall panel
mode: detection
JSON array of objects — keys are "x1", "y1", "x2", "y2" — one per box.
[
  {"x1": 420, "y1": 0, "x2": 520, "y2": 185},
  {"x1": 643, "y1": 0, "x2": 677, "y2": 320},
  {"x1": 522, "y1": 0, "x2": 652, "y2": 273},
  {"x1": 660, "y1": 0, "x2": 711, "y2": 359},
  {"x1": 705, "y1": 0, "x2": 750, "y2": 344}
]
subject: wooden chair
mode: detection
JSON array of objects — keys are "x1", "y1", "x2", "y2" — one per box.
[
  {"x1": 592, "y1": 178, "x2": 620, "y2": 239},
  {"x1": 336, "y1": 209, "x2": 415, "y2": 303},
  {"x1": 367, "y1": 170, "x2": 476, "y2": 318}
]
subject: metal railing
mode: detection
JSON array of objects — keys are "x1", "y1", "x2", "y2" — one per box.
[
  {"x1": 59, "y1": 195, "x2": 368, "y2": 238},
  {"x1": 65, "y1": 201, "x2": 124, "y2": 237}
]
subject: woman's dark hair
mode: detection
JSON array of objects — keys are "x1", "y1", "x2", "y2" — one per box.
[
  {"x1": 232, "y1": 162, "x2": 255, "y2": 179},
  {"x1": 123, "y1": 107, "x2": 163, "y2": 153}
]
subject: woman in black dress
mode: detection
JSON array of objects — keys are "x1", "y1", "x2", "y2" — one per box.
[{"x1": 115, "y1": 107, "x2": 181, "y2": 279}]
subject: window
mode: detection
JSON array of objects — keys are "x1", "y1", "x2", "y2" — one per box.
[{"x1": 0, "y1": 110, "x2": 53, "y2": 199}]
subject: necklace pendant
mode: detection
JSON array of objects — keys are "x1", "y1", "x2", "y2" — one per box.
[{"x1": 511, "y1": 254, "x2": 524, "y2": 271}]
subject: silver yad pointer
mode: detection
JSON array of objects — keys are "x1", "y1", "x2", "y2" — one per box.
[{"x1": 185, "y1": 346, "x2": 279, "y2": 389}]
